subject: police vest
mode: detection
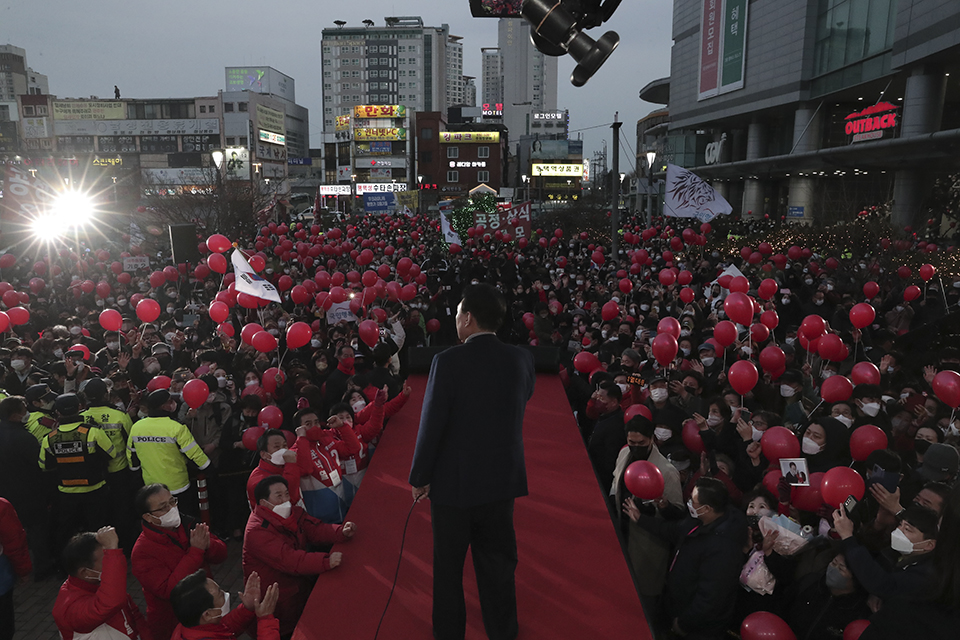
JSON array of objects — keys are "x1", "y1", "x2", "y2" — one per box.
[{"x1": 47, "y1": 423, "x2": 108, "y2": 490}]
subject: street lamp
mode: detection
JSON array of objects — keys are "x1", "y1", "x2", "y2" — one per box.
[
  {"x1": 521, "y1": 174, "x2": 528, "y2": 202},
  {"x1": 645, "y1": 150, "x2": 657, "y2": 226}
]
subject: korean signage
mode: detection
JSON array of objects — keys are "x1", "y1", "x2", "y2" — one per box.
[
  {"x1": 287, "y1": 157, "x2": 312, "y2": 165},
  {"x1": 320, "y1": 185, "x2": 351, "y2": 195},
  {"x1": 258, "y1": 130, "x2": 286, "y2": 146},
  {"x1": 55, "y1": 119, "x2": 220, "y2": 136},
  {"x1": 354, "y1": 127, "x2": 406, "y2": 141},
  {"x1": 439, "y1": 131, "x2": 500, "y2": 143},
  {"x1": 355, "y1": 142, "x2": 393, "y2": 155},
  {"x1": 335, "y1": 115, "x2": 351, "y2": 131},
  {"x1": 53, "y1": 101, "x2": 126, "y2": 120},
  {"x1": 224, "y1": 147, "x2": 250, "y2": 181},
  {"x1": 532, "y1": 163, "x2": 582, "y2": 177},
  {"x1": 337, "y1": 166, "x2": 352, "y2": 180},
  {"x1": 450, "y1": 161, "x2": 487, "y2": 168},
  {"x1": 123, "y1": 256, "x2": 151, "y2": 271},
  {"x1": 371, "y1": 168, "x2": 393, "y2": 178},
  {"x1": 844, "y1": 102, "x2": 899, "y2": 143},
  {"x1": 533, "y1": 110, "x2": 565, "y2": 120},
  {"x1": 353, "y1": 105, "x2": 406, "y2": 119},
  {"x1": 22, "y1": 117, "x2": 50, "y2": 139},
  {"x1": 142, "y1": 168, "x2": 213, "y2": 185},
  {"x1": 256, "y1": 142, "x2": 286, "y2": 162},
  {"x1": 356, "y1": 182, "x2": 407, "y2": 194},
  {"x1": 361, "y1": 158, "x2": 398, "y2": 168},
  {"x1": 92, "y1": 156, "x2": 123, "y2": 167},
  {"x1": 256, "y1": 104, "x2": 285, "y2": 134},
  {"x1": 363, "y1": 192, "x2": 396, "y2": 213},
  {"x1": 473, "y1": 201, "x2": 532, "y2": 241},
  {"x1": 482, "y1": 102, "x2": 503, "y2": 117},
  {"x1": 582, "y1": 159, "x2": 590, "y2": 182},
  {"x1": 225, "y1": 67, "x2": 295, "y2": 102},
  {"x1": 699, "y1": 0, "x2": 749, "y2": 100}
]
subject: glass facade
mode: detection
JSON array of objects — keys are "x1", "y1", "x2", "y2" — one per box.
[{"x1": 812, "y1": 0, "x2": 897, "y2": 95}]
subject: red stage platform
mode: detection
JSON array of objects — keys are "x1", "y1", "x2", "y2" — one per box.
[{"x1": 292, "y1": 374, "x2": 650, "y2": 640}]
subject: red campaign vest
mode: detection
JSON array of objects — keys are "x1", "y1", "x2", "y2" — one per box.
[{"x1": 306, "y1": 440, "x2": 343, "y2": 488}]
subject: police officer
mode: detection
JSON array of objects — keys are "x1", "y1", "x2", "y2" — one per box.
[
  {"x1": 39, "y1": 393, "x2": 116, "y2": 555},
  {"x1": 127, "y1": 389, "x2": 211, "y2": 518},
  {"x1": 24, "y1": 383, "x2": 58, "y2": 443}
]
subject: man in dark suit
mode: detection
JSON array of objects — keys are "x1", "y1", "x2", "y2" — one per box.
[{"x1": 410, "y1": 283, "x2": 536, "y2": 640}]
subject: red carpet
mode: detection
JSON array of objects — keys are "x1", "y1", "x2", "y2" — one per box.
[{"x1": 293, "y1": 374, "x2": 650, "y2": 640}]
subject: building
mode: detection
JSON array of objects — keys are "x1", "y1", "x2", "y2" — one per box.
[
  {"x1": 481, "y1": 47, "x2": 502, "y2": 109},
  {"x1": 446, "y1": 35, "x2": 464, "y2": 108},
  {"x1": 0, "y1": 44, "x2": 49, "y2": 152},
  {"x1": 319, "y1": 17, "x2": 457, "y2": 133},
  {"x1": 462, "y1": 76, "x2": 477, "y2": 107},
  {"x1": 647, "y1": 0, "x2": 960, "y2": 226},
  {"x1": 498, "y1": 18, "x2": 558, "y2": 150}
]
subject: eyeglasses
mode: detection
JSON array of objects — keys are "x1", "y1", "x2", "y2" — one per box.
[{"x1": 148, "y1": 496, "x2": 178, "y2": 515}]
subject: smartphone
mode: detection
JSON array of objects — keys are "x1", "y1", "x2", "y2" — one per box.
[
  {"x1": 843, "y1": 494, "x2": 860, "y2": 525},
  {"x1": 871, "y1": 465, "x2": 900, "y2": 493}
]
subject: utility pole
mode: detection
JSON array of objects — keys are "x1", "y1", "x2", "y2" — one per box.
[{"x1": 610, "y1": 113, "x2": 622, "y2": 257}]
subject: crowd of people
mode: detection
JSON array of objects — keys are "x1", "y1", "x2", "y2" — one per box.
[{"x1": 0, "y1": 204, "x2": 958, "y2": 639}]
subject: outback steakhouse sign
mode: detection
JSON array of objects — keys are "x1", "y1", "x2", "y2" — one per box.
[{"x1": 845, "y1": 101, "x2": 898, "y2": 143}]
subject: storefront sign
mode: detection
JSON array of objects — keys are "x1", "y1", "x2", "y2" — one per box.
[
  {"x1": 287, "y1": 157, "x2": 312, "y2": 165},
  {"x1": 354, "y1": 127, "x2": 406, "y2": 141},
  {"x1": 440, "y1": 131, "x2": 499, "y2": 143},
  {"x1": 53, "y1": 101, "x2": 125, "y2": 121},
  {"x1": 320, "y1": 185, "x2": 351, "y2": 195},
  {"x1": 356, "y1": 182, "x2": 406, "y2": 194},
  {"x1": 533, "y1": 111, "x2": 565, "y2": 120},
  {"x1": 704, "y1": 133, "x2": 726, "y2": 165},
  {"x1": 719, "y1": 0, "x2": 747, "y2": 93},
  {"x1": 845, "y1": 102, "x2": 899, "y2": 143},
  {"x1": 482, "y1": 103, "x2": 503, "y2": 117},
  {"x1": 335, "y1": 115, "x2": 351, "y2": 131},
  {"x1": 224, "y1": 147, "x2": 250, "y2": 181},
  {"x1": 92, "y1": 156, "x2": 123, "y2": 167},
  {"x1": 258, "y1": 130, "x2": 286, "y2": 145},
  {"x1": 532, "y1": 163, "x2": 582, "y2": 176},
  {"x1": 354, "y1": 105, "x2": 406, "y2": 119},
  {"x1": 698, "y1": 0, "x2": 721, "y2": 99},
  {"x1": 450, "y1": 161, "x2": 487, "y2": 168}
]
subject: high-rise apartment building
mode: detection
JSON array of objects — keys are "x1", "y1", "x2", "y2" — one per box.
[
  {"x1": 319, "y1": 17, "x2": 455, "y2": 133},
  {"x1": 498, "y1": 19, "x2": 558, "y2": 143},
  {"x1": 462, "y1": 76, "x2": 477, "y2": 107},
  {"x1": 480, "y1": 47, "x2": 502, "y2": 109},
  {"x1": 0, "y1": 44, "x2": 48, "y2": 124},
  {"x1": 446, "y1": 35, "x2": 464, "y2": 107}
]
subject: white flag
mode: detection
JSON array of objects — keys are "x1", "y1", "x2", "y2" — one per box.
[
  {"x1": 231, "y1": 250, "x2": 281, "y2": 302},
  {"x1": 438, "y1": 200, "x2": 461, "y2": 245},
  {"x1": 663, "y1": 164, "x2": 733, "y2": 223}
]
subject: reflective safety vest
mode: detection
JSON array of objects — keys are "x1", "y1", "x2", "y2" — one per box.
[
  {"x1": 127, "y1": 416, "x2": 210, "y2": 494},
  {"x1": 26, "y1": 411, "x2": 58, "y2": 444},
  {"x1": 40, "y1": 421, "x2": 115, "y2": 494},
  {"x1": 82, "y1": 406, "x2": 133, "y2": 473}
]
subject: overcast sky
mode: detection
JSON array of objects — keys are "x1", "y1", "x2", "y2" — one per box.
[{"x1": 2, "y1": 0, "x2": 673, "y2": 173}]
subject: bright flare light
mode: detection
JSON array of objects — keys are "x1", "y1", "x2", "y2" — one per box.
[{"x1": 53, "y1": 190, "x2": 96, "y2": 227}]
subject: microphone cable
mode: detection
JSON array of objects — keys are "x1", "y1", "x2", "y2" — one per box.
[{"x1": 373, "y1": 498, "x2": 420, "y2": 640}]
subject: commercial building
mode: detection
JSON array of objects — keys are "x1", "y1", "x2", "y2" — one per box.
[
  {"x1": 462, "y1": 76, "x2": 477, "y2": 107},
  {"x1": 642, "y1": 0, "x2": 960, "y2": 226},
  {"x1": 0, "y1": 44, "x2": 49, "y2": 154},
  {"x1": 481, "y1": 47, "x2": 503, "y2": 110},
  {"x1": 498, "y1": 18, "x2": 558, "y2": 149},
  {"x1": 446, "y1": 35, "x2": 465, "y2": 108}
]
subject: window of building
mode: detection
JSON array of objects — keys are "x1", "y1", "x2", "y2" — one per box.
[
  {"x1": 408, "y1": 81, "x2": 417, "y2": 88},
  {"x1": 399, "y1": 70, "x2": 406, "y2": 77},
  {"x1": 351, "y1": 71, "x2": 360, "y2": 77},
  {"x1": 238, "y1": 102, "x2": 248, "y2": 112},
  {"x1": 22, "y1": 105, "x2": 34, "y2": 116},
  {"x1": 422, "y1": 128, "x2": 433, "y2": 139},
  {"x1": 35, "y1": 105, "x2": 48, "y2": 116},
  {"x1": 224, "y1": 102, "x2": 234, "y2": 112},
  {"x1": 226, "y1": 137, "x2": 236, "y2": 145},
  {"x1": 208, "y1": 104, "x2": 216, "y2": 113},
  {"x1": 477, "y1": 146, "x2": 490, "y2": 158},
  {"x1": 239, "y1": 136, "x2": 248, "y2": 145},
  {"x1": 324, "y1": 71, "x2": 332, "y2": 78},
  {"x1": 199, "y1": 105, "x2": 207, "y2": 113},
  {"x1": 447, "y1": 171, "x2": 459, "y2": 183},
  {"x1": 399, "y1": 45, "x2": 406, "y2": 52},
  {"x1": 478, "y1": 171, "x2": 490, "y2": 182},
  {"x1": 447, "y1": 146, "x2": 458, "y2": 158},
  {"x1": 408, "y1": 70, "x2": 417, "y2": 77}
]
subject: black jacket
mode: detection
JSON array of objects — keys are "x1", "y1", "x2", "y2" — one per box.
[{"x1": 587, "y1": 408, "x2": 625, "y2": 495}]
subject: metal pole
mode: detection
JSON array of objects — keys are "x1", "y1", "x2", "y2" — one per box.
[
  {"x1": 611, "y1": 115, "x2": 622, "y2": 256},
  {"x1": 647, "y1": 173, "x2": 654, "y2": 227}
]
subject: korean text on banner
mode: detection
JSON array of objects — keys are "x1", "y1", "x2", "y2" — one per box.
[
  {"x1": 231, "y1": 250, "x2": 281, "y2": 302},
  {"x1": 663, "y1": 164, "x2": 732, "y2": 223},
  {"x1": 698, "y1": 0, "x2": 722, "y2": 100}
]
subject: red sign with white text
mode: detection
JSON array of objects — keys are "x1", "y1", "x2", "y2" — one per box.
[
  {"x1": 473, "y1": 201, "x2": 532, "y2": 241},
  {"x1": 698, "y1": 0, "x2": 721, "y2": 100},
  {"x1": 845, "y1": 102, "x2": 899, "y2": 143}
]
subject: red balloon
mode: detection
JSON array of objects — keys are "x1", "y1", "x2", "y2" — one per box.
[
  {"x1": 136, "y1": 299, "x2": 160, "y2": 322},
  {"x1": 919, "y1": 263, "x2": 936, "y2": 282},
  {"x1": 146, "y1": 375, "x2": 172, "y2": 392},
  {"x1": 601, "y1": 301, "x2": 620, "y2": 322},
  {"x1": 573, "y1": 351, "x2": 601, "y2": 374},
  {"x1": 761, "y1": 426, "x2": 800, "y2": 462},
  {"x1": 750, "y1": 323, "x2": 770, "y2": 343},
  {"x1": 259, "y1": 406, "x2": 284, "y2": 430},
  {"x1": 277, "y1": 275, "x2": 294, "y2": 292},
  {"x1": 208, "y1": 253, "x2": 227, "y2": 274},
  {"x1": 849, "y1": 303, "x2": 875, "y2": 329},
  {"x1": 757, "y1": 278, "x2": 779, "y2": 300},
  {"x1": 182, "y1": 378, "x2": 210, "y2": 409},
  {"x1": 897, "y1": 265, "x2": 912, "y2": 279},
  {"x1": 148, "y1": 271, "x2": 165, "y2": 289},
  {"x1": 760, "y1": 310, "x2": 779, "y2": 330},
  {"x1": 624, "y1": 461, "x2": 665, "y2": 500},
  {"x1": 729, "y1": 275, "x2": 749, "y2": 293},
  {"x1": 0, "y1": 311, "x2": 9, "y2": 332},
  {"x1": 821, "y1": 466, "x2": 865, "y2": 508},
  {"x1": 290, "y1": 285, "x2": 311, "y2": 305},
  {"x1": 98, "y1": 309, "x2": 122, "y2": 332},
  {"x1": 714, "y1": 320, "x2": 738, "y2": 348},
  {"x1": 677, "y1": 270, "x2": 693, "y2": 286},
  {"x1": 679, "y1": 287, "x2": 695, "y2": 303},
  {"x1": 426, "y1": 318, "x2": 441, "y2": 333},
  {"x1": 591, "y1": 251, "x2": 605, "y2": 265},
  {"x1": 724, "y1": 292, "x2": 755, "y2": 325},
  {"x1": 821, "y1": 375, "x2": 853, "y2": 403},
  {"x1": 678, "y1": 420, "x2": 704, "y2": 455},
  {"x1": 657, "y1": 317, "x2": 681, "y2": 340},
  {"x1": 206, "y1": 234, "x2": 232, "y2": 253},
  {"x1": 329, "y1": 286, "x2": 348, "y2": 304},
  {"x1": 759, "y1": 346, "x2": 786, "y2": 375},
  {"x1": 792, "y1": 472, "x2": 825, "y2": 512},
  {"x1": 741, "y1": 611, "x2": 796, "y2": 640},
  {"x1": 241, "y1": 323, "x2": 264, "y2": 346},
  {"x1": 850, "y1": 425, "x2": 888, "y2": 461},
  {"x1": 728, "y1": 361, "x2": 759, "y2": 395},
  {"x1": 359, "y1": 319, "x2": 379, "y2": 348},
  {"x1": 843, "y1": 620, "x2": 870, "y2": 640},
  {"x1": 251, "y1": 330, "x2": 277, "y2": 353},
  {"x1": 624, "y1": 404, "x2": 652, "y2": 423},
  {"x1": 652, "y1": 333, "x2": 678, "y2": 367},
  {"x1": 801, "y1": 314, "x2": 826, "y2": 339},
  {"x1": 904, "y1": 285, "x2": 921, "y2": 302},
  {"x1": 242, "y1": 426, "x2": 266, "y2": 451},
  {"x1": 618, "y1": 278, "x2": 633, "y2": 294},
  {"x1": 818, "y1": 334, "x2": 846, "y2": 362},
  {"x1": 261, "y1": 368, "x2": 286, "y2": 393},
  {"x1": 286, "y1": 321, "x2": 312, "y2": 349},
  {"x1": 850, "y1": 361, "x2": 880, "y2": 386},
  {"x1": 763, "y1": 469, "x2": 784, "y2": 495},
  {"x1": 658, "y1": 269, "x2": 676, "y2": 286},
  {"x1": 218, "y1": 322, "x2": 234, "y2": 337},
  {"x1": 249, "y1": 255, "x2": 266, "y2": 272},
  {"x1": 0, "y1": 254, "x2": 16, "y2": 269},
  {"x1": 80, "y1": 280, "x2": 96, "y2": 294},
  {"x1": 932, "y1": 370, "x2": 960, "y2": 408}
]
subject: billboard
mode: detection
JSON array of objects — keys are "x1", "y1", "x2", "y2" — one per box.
[
  {"x1": 439, "y1": 131, "x2": 500, "y2": 143},
  {"x1": 355, "y1": 142, "x2": 393, "y2": 155},
  {"x1": 335, "y1": 115, "x2": 351, "y2": 131},
  {"x1": 532, "y1": 110, "x2": 565, "y2": 121},
  {"x1": 55, "y1": 119, "x2": 219, "y2": 136},
  {"x1": 53, "y1": 101, "x2": 126, "y2": 120},
  {"x1": 363, "y1": 192, "x2": 396, "y2": 214},
  {"x1": 353, "y1": 105, "x2": 406, "y2": 119},
  {"x1": 0, "y1": 121, "x2": 18, "y2": 152},
  {"x1": 258, "y1": 130, "x2": 286, "y2": 145},
  {"x1": 354, "y1": 128, "x2": 406, "y2": 141},
  {"x1": 225, "y1": 67, "x2": 295, "y2": 102},
  {"x1": 224, "y1": 147, "x2": 250, "y2": 181},
  {"x1": 320, "y1": 185, "x2": 351, "y2": 195},
  {"x1": 699, "y1": 0, "x2": 749, "y2": 100},
  {"x1": 356, "y1": 182, "x2": 406, "y2": 194},
  {"x1": 256, "y1": 104, "x2": 285, "y2": 134},
  {"x1": 532, "y1": 163, "x2": 582, "y2": 177}
]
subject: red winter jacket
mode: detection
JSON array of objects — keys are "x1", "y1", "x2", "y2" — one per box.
[
  {"x1": 170, "y1": 604, "x2": 279, "y2": 640},
  {"x1": 0, "y1": 497, "x2": 31, "y2": 583},
  {"x1": 131, "y1": 520, "x2": 228, "y2": 640},
  {"x1": 53, "y1": 548, "x2": 151, "y2": 640},
  {"x1": 242, "y1": 504, "x2": 347, "y2": 636},
  {"x1": 246, "y1": 458, "x2": 304, "y2": 511}
]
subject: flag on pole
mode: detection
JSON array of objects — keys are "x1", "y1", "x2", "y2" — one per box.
[
  {"x1": 231, "y1": 249, "x2": 281, "y2": 302},
  {"x1": 313, "y1": 186, "x2": 320, "y2": 215},
  {"x1": 439, "y1": 200, "x2": 460, "y2": 245},
  {"x1": 663, "y1": 163, "x2": 733, "y2": 223}
]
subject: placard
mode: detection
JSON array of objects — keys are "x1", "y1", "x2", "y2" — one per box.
[{"x1": 123, "y1": 256, "x2": 150, "y2": 271}]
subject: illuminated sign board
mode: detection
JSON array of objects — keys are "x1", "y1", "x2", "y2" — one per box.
[
  {"x1": 449, "y1": 161, "x2": 487, "y2": 168},
  {"x1": 320, "y1": 185, "x2": 351, "y2": 195},
  {"x1": 845, "y1": 102, "x2": 899, "y2": 143},
  {"x1": 356, "y1": 182, "x2": 407, "y2": 194},
  {"x1": 532, "y1": 110, "x2": 566, "y2": 121},
  {"x1": 53, "y1": 101, "x2": 126, "y2": 121},
  {"x1": 354, "y1": 127, "x2": 406, "y2": 141},
  {"x1": 439, "y1": 131, "x2": 500, "y2": 143},
  {"x1": 258, "y1": 130, "x2": 286, "y2": 145},
  {"x1": 353, "y1": 105, "x2": 406, "y2": 118},
  {"x1": 532, "y1": 163, "x2": 583, "y2": 176},
  {"x1": 482, "y1": 102, "x2": 503, "y2": 117},
  {"x1": 582, "y1": 160, "x2": 590, "y2": 182},
  {"x1": 335, "y1": 115, "x2": 351, "y2": 131}
]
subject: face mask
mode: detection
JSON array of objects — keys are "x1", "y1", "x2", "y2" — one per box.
[
  {"x1": 85, "y1": 569, "x2": 102, "y2": 582},
  {"x1": 834, "y1": 414, "x2": 853, "y2": 428},
  {"x1": 680, "y1": 329, "x2": 691, "y2": 338},
  {"x1": 640, "y1": 304, "x2": 650, "y2": 312},
  {"x1": 269, "y1": 448, "x2": 289, "y2": 465},
  {"x1": 629, "y1": 445, "x2": 651, "y2": 460},
  {"x1": 69, "y1": 326, "x2": 82, "y2": 336},
  {"x1": 785, "y1": 337, "x2": 796, "y2": 346},
  {"x1": 169, "y1": 392, "x2": 182, "y2": 402},
  {"x1": 752, "y1": 426, "x2": 764, "y2": 442},
  {"x1": 272, "y1": 501, "x2": 292, "y2": 519},
  {"x1": 340, "y1": 356, "x2": 355, "y2": 369},
  {"x1": 826, "y1": 284, "x2": 835, "y2": 291},
  {"x1": 165, "y1": 332, "x2": 176, "y2": 342},
  {"x1": 822, "y1": 371, "x2": 836, "y2": 379},
  {"x1": 780, "y1": 385, "x2": 796, "y2": 398},
  {"x1": 861, "y1": 402, "x2": 881, "y2": 417},
  {"x1": 887, "y1": 367, "x2": 895, "y2": 374},
  {"x1": 311, "y1": 339, "x2": 322, "y2": 348},
  {"x1": 781, "y1": 297, "x2": 791, "y2": 308},
  {"x1": 949, "y1": 422, "x2": 960, "y2": 438},
  {"x1": 814, "y1": 299, "x2": 824, "y2": 306},
  {"x1": 890, "y1": 527, "x2": 917, "y2": 555},
  {"x1": 650, "y1": 388, "x2": 668, "y2": 403},
  {"x1": 700, "y1": 356, "x2": 715, "y2": 367},
  {"x1": 741, "y1": 346, "x2": 753, "y2": 355},
  {"x1": 350, "y1": 400, "x2": 366, "y2": 413},
  {"x1": 212, "y1": 591, "x2": 231, "y2": 620},
  {"x1": 158, "y1": 505, "x2": 181, "y2": 528},
  {"x1": 801, "y1": 436, "x2": 822, "y2": 456},
  {"x1": 914, "y1": 439, "x2": 932, "y2": 456},
  {"x1": 216, "y1": 376, "x2": 227, "y2": 388},
  {"x1": 825, "y1": 564, "x2": 851, "y2": 591},
  {"x1": 316, "y1": 361, "x2": 329, "y2": 371},
  {"x1": 680, "y1": 348, "x2": 691, "y2": 357},
  {"x1": 804, "y1": 278, "x2": 814, "y2": 286},
  {"x1": 654, "y1": 427, "x2": 673, "y2": 441},
  {"x1": 268, "y1": 329, "x2": 280, "y2": 337},
  {"x1": 687, "y1": 499, "x2": 706, "y2": 519},
  {"x1": 706, "y1": 415, "x2": 723, "y2": 427},
  {"x1": 118, "y1": 299, "x2": 127, "y2": 306},
  {"x1": 52, "y1": 348, "x2": 64, "y2": 359},
  {"x1": 146, "y1": 363, "x2": 161, "y2": 375},
  {"x1": 10, "y1": 359, "x2": 25, "y2": 371},
  {"x1": 601, "y1": 330, "x2": 608, "y2": 339},
  {"x1": 106, "y1": 341, "x2": 119, "y2": 352},
  {"x1": 895, "y1": 305, "x2": 904, "y2": 312}
]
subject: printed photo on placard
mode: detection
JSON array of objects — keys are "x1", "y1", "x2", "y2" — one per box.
[{"x1": 780, "y1": 458, "x2": 809, "y2": 487}]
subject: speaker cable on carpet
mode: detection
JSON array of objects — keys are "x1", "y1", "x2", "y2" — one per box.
[{"x1": 373, "y1": 497, "x2": 421, "y2": 640}]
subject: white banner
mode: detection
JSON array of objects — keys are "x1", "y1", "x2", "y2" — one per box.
[
  {"x1": 54, "y1": 118, "x2": 220, "y2": 136},
  {"x1": 439, "y1": 200, "x2": 461, "y2": 245},
  {"x1": 326, "y1": 301, "x2": 358, "y2": 324},
  {"x1": 320, "y1": 185, "x2": 351, "y2": 195},
  {"x1": 231, "y1": 250, "x2": 281, "y2": 302},
  {"x1": 663, "y1": 164, "x2": 732, "y2": 222}
]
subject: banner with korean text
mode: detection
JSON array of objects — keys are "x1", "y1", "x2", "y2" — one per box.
[{"x1": 473, "y1": 201, "x2": 532, "y2": 241}]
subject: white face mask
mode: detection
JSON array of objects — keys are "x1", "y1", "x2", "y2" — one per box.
[
  {"x1": 616, "y1": 383, "x2": 629, "y2": 396},
  {"x1": 10, "y1": 359, "x2": 25, "y2": 372},
  {"x1": 687, "y1": 499, "x2": 706, "y2": 519},
  {"x1": 351, "y1": 400, "x2": 366, "y2": 413},
  {"x1": 741, "y1": 346, "x2": 753, "y2": 355},
  {"x1": 700, "y1": 356, "x2": 715, "y2": 367},
  {"x1": 106, "y1": 342, "x2": 119, "y2": 351},
  {"x1": 890, "y1": 527, "x2": 917, "y2": 555},
  {"x1": 680, "y1": 348, "x2": 691, "y2": 357},
  {"x1": 640, "y1": 304, "x2": 650, "y2": 312},
  {"x1": 785, "y1": 337, "x2": 796, "y2": 346},
  {"x1": 268, "y1": 448, "x2": 288, "y2": 465},
  {"x1": 245, "y1": 379, "x2": 259, "y2": 387},
  {"x1": 311, "y1": 339, "x2": 323, "y2": 348},
  {"x1": 601, "y1": 330, "x2": 608, "y2": 339},
  {"x1": 706, "y1": 414, "x2": 723, "y2": 427},
  {"x1": 53, "y1": 349, "x2": 64, "y2": 359},
  {"x1": 781, "y1": 297, "x2": 790, "y2": 305},
  {"x1": 165, "y1": 332, "x2": 176, "y2": 342},
  {"x1": 650, "y1": 388, "x2": 668, "y2": 403},
  {"x1": 654, "y1": 427, "x2": 672, "y2": 441},
  {"x1": 85, "y1": 568, "x2": 102, "y2": 582},
  {"x1": 158, "y1": 506, "x2": 181, "y2": 529},
  {"x1": 834, "y1": 414, "x2": 853, "y2": 428},
  {"x1": 822, "y1": 370, "x2": 836, "y2": 379},
  {"x1": 69, "y1": 326, "x2": 82, "y2": 336},
  {"x1": 216, "y1": 376, "x2": 227, "y2": 388},
  {"x1": 780, "y1": 384, "x2": 797, "y2": 398},
  {"x1": 213, "y1": 591, "x2": 231, "y2": 620},
  {"x1": 752, "y1": 426, "x2": 764, "y2": 442},
  {"x1": 861, "y1": 402, "x2": 881, "y2": 417},
  {"x1": 272, "y1": 500, "x2": 292, "y2": 519},
  {"x1": 801, "y1": 436, "x2": 822, "y2": 455}
]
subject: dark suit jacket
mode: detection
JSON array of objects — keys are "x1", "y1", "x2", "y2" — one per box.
[{"x1": 409, "y1": 334, "x2": 536, "y2": 508}]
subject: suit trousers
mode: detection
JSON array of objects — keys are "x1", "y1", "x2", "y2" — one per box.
[{"x1": 431, "y1": 499, "x2": 518, "y2": 640}]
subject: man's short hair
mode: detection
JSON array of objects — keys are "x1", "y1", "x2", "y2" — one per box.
[
  {"x1": 134, "y1": 483, "x2": 170, "y2": 516},
  {"x1": 597, "y1": 380, "x2": 622, "y2": 403},
  {"x1": 254, "y1": 475, "x2": 287, "y2": 503},
  {"x1": 292, "y1": 407, "x2": 319, "y2": 427},
  {"x1": 625, "y1": 415, "x2": 654, "y2": 438},
  {"x1": 239, "y1": 394, "x2": 263, "y2": 412},
  {"x1": 257, "y1": 429, "x2": 286, "y2": 453},
  {"x1": 328, "y1": 402, "x2": 354, "y2": 420},
  {"x1": 694, "y1": 476, "x2": 729, "y2": 513},
  {"x1": 170, "y1": 569, "x2": 214, "y2": 628},
  {"x1": 900, "y1": 505, "x2": 939, "y2": 540},
  {"x1": 372, "y1": 343, "x2": 392, "y2": 367},
  {"x1": 0, "y1": 396, "x2": 26, "y2": 420},
  {"x1": 62, "y1": 532, "x2": 101, "y2": 577},
  {"x1": 459, "y1": 283, "x2": 506, "y2": 332}
]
